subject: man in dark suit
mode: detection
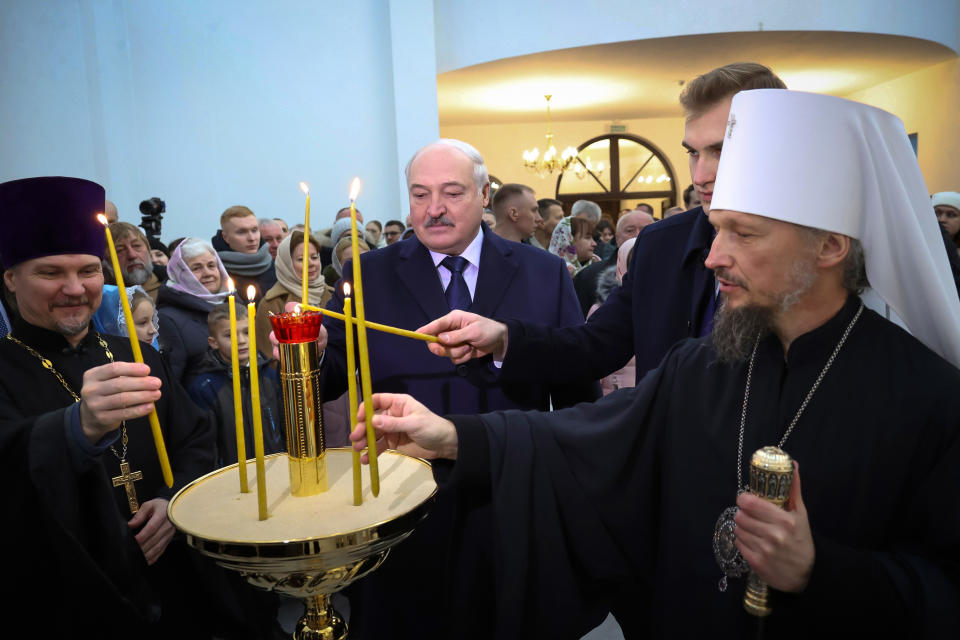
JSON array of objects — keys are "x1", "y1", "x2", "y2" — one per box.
[{"x1": 318, "y1": 138, "x2": 597, "y2": 639}]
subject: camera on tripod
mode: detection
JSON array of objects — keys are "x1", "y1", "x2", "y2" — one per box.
[{"x1": 139, "y1": 197, "x2": 165, "y2": 239}]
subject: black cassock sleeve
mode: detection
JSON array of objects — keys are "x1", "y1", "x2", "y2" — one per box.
[{"x1": 446, "y1": 347, "x2": 679, "y2": 639}]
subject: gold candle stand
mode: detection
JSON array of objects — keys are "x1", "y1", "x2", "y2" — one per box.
[
  {"x1": 270, "y1": 311, "x2": 327, "y2": 497},
  {"x1": 168, "y1": 449, "x2": 436, "y2": 640}
]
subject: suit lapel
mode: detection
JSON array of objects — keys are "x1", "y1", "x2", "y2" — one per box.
[
  {"x1": 472, "y1": 230, "x2": 518, "y2": 318},
  {"x1": 395, "y1": 239, "x2": 450, "y2": 321}
]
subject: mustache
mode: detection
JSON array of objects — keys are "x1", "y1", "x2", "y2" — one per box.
[
  {"x1": 714, "y1": 268, "x2": 748, "y2": 290},
  {"x1": 424, "y1": 216, "x2": 455, "y2": 228}
]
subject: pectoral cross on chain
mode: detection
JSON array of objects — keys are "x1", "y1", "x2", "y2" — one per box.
[{"x1": 112, "y1": 460, "x2": 143, "y2": 514}]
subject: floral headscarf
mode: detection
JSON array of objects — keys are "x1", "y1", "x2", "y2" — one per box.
[{"x1": 547, "y1": 217, "x2": 580, "y2": 276}]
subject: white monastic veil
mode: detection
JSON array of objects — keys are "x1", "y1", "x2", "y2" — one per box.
[{"x1": 711, "y1": 89, "x2": 960, "y2": 368}]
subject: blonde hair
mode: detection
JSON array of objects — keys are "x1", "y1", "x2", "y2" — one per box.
[{"x1": 220, "y1": 205, "x2": 256, "y2": 227}]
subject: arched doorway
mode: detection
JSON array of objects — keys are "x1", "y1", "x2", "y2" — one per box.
[{"x1": 555, "y1": 134, "x2": 678, "y2": 220}]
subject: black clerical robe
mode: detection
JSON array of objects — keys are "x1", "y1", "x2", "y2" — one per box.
[
  {"x1": 447, "y1": 296, "x2": 960, "y2": 639},
  {"x1": 0, "y1": 318, "x2": 214, "y2": 638}
]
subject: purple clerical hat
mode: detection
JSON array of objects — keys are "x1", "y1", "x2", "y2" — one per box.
[{"x1": 0, "y1": 176, "x2": 106, "y2": 268}]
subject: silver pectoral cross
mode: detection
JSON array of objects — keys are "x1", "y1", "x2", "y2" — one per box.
[{"x1": 112, "y1": 460, "x2": 143, "y2": 514}]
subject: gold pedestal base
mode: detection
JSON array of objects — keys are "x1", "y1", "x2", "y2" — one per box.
[
  {"x1": 743, "y1": 572, "x2": 772, "y2": 617},
  {"x1": 168, "y1": 450, "x2": 437, "y2": 640},
  {"x1": 289, "y1": 454, "x2": 328, "y2": 496},
  {"x1": 296, "y1": 594, "x2": 347, "y2": 640}
]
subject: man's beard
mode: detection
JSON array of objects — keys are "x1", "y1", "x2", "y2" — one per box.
[
  {"x1": 51, "y1": 298, "x2": 94, "y2": 337},
  {"x1": 124, "y1": 259, "x2": 153, "y2": 285},
  {"x1": 711, "y1": 257, "x2": 818, "y2": 363}
]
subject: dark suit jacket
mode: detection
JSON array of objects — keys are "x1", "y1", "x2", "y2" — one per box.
[
  {"x1": 320, "y1": 223, "x2": 597, "y2": 640},
  {"x1": 503, "y1": 206, "x2": 716, "y2": 383},
  {"x1": 321, "y1": 223, "x2": 596, "y2": 413}
]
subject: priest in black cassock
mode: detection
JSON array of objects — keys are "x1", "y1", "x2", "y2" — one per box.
[
  {"x1": 350, "y1": 91, "x2": 960, "y2": 639},
  {"x1": 0, "y1": 177, "x2": 217, "y2": 638}
]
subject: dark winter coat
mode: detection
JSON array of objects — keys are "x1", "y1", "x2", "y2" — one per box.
[
  {"x1": 186, "y1": 349, "x2": 286, "y2": 467},
  {"x1": 156, "y1": 285, "x2": 217, "y2": 386}
]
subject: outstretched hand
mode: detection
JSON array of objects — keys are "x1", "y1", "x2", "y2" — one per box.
[
  {"x1": 350, "y1": 393, "x2": 458, "y2": 462},
  {"x1": 734, "y1": 463, "x2": 815, "y2": 593},
  {"x1": 417, "y1": 311, "x2": 508, "y2": 364}
]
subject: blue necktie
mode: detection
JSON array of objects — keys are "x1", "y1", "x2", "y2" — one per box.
[{"x1": 441, "y1": 256, "x2": 472, "y2": 311}]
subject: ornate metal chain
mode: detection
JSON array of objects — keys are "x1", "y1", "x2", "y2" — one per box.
[
  {"x1": 734, "y1": 301, "x2": 864, "y2": 493},
  {"x1": 5, "y1": 333, "x2": 130, "y2": 461}
]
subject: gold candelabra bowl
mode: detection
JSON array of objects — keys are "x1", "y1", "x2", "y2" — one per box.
[{"x1": 168, "y1": 448, "x2": 437, "y2": 639}]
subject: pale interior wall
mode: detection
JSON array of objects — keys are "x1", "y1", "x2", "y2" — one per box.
[
  {"x1": 442, "y1": 57, "x2": 960, "y2": 212},
  {"x1": 440, "y1": 116, "x2": 689, "y2": 215},
  {"x1": 846, "y1": 59, "x2": 960, "y2": 193}
]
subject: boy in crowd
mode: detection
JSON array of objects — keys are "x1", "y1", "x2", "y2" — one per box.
[{"x1": 186, "y1": 301, "x2": 286, "y2": 466}]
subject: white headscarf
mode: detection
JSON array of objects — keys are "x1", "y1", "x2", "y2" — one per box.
[{"x1": 712, "y1": 89, "x2": 960, "y2": 367}]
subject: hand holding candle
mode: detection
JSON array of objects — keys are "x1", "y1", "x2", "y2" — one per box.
[
  {"x1": 247, "y1": 285, "x2": 269, "y2": 520},
  {"x1": 98, "y1": 214, "x2": 173, "y2": 488}
]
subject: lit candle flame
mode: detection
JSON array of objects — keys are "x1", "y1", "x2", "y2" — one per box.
[
  {"x1": 349, "y1": 177, "x2": 361, "y2": 202},
  {"x1": 96, "y1": 213, "x2": 108, "y2": 226},
  {"x1": 343, "y1": 282, "x2": 352, "y2": 296},
  {"x1": 227, "y1": 277, "x2": 235, "y2": 292},
  {"x1": 293, "y1": 304, "x2": 302, "y2": 315},
  {"x1": 246, "y1": 285, "x2": 257, "y2": 302},
  {"x1": 299, "y1": 181, "x2": 310, "y2": 195}
]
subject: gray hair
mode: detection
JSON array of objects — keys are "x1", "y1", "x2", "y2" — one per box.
[
  {"x1": 258, "y1": 218, "x2": 280, "y2": 227},
  {"x1": 179, "y1": 237, "x2": 217, "y2": 262},
  {"x1": 404, "y1": 138, "x2": 489, "y2": 195},
  {"x1": 571, "y1": 200, "x2": 602, "y2": 223},
  {"x1": 798, "y1": 227, "x2": 868, "y2": 294}
]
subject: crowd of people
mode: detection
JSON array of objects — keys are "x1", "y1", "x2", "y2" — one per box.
[{"x1": 1, "y1": 61, "x2": 960, "y2": 639}]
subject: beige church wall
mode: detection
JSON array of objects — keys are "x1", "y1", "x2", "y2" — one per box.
[
  {"x1": 846, "y1": 58, "x2": 960, "y2": 193},
  {"x1": 440, "y1": 116, "x2": 689, "y2": 212}
]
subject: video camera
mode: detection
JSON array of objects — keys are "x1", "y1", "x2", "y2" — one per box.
[{"x1": 139, "y1": 197, "x2": 165, "y2": 239}]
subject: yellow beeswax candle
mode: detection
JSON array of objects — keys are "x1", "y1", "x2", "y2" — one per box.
[
  {"x1": 246, "y1": 285, "x2": 268, "y2": 520},
  {"x1": 348, "y1": 178, "x2": 379, "y2": 496},
  {"x1": 99, "y1": 214, "x2": 173, "y2": 488},
  {"x1": 299, "y1": 182, "x2": 311, "y2": 306},
  {"x1": 227, "y1": 282, "x2": 248, "y2": 493},
  {"x1": 343, "y1": 287, "x2": 362, "y2": 505}
]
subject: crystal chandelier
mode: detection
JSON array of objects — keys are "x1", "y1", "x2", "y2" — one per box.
[{"x1": 522, "y1": 95, "x2": 579, "y2": 177}]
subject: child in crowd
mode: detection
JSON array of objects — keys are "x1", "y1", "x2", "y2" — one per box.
[
  {"x1": 186, "y1": 301, "x2": 286, "y2": 467},
  {"x1": 93, "y1": 284, "x2": 160, "y2": 349}
]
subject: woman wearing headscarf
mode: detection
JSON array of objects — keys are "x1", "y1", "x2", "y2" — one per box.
[
  {"x1": 157, "y1": 237, "x2": 231, "y2": 385},
  {"x1": 933, "y1": 192, "x2": 960, "y2": 255},
  {"x1": 548, "y1": 216, "x2": 599, "y2": 276},
  {"x1": 93, "y1": 284, "x2": 161, "y2": 350},
  {"x1": 255, "y1": 230, "x2": 333, "y2": 351}
]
